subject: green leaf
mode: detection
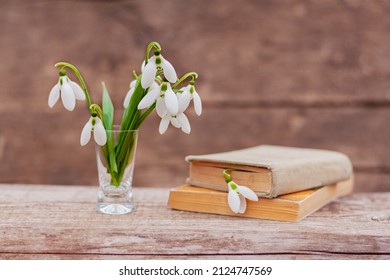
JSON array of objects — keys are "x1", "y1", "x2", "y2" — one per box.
[
  {"x1": 116, "y1": 77, "x2": 144, "y2": 160},
  {"x1": 119, "y1": 77, "x2": 144, "y2": 131},
  {"x1": 102, "y1": 82, "x2": 118, "y2": 174},
  {"x1": 112, "y1": 76, "x2": 146, "y2": 183}
]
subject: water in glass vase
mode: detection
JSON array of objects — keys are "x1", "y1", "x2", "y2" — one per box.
[{"x1": 95, "y1": 128, "x2": 138, "y2": 215}]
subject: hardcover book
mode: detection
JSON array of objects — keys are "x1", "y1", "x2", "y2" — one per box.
[
  {"x1": 186, "y1": 145, "x2": 353, "y2": 198},
  {"x1": 168, "y1": 178, "x2": 353, "y2": 222}
]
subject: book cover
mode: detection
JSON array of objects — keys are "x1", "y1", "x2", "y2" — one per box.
[
  {"x1": 186, "y1": 145, "x2": 353, "y2": 197},
  {"x1": 168, "y1": 178, "x2": 353, "y2": 222}
]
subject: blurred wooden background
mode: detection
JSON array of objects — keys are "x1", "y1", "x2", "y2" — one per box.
[{"x1": 1, "y1": 0, "x2": 390, "y2": 192}]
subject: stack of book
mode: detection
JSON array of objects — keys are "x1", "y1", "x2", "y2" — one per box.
[{"x1": 168, "y1": 145, "x2": 354, "y2": 222}]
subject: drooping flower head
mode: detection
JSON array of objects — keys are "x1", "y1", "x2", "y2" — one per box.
[
  {"x1": 48, "y1": 70, "x2": 85, "y2": 111},
  {"x1": 141, "y1": 50, "x2": 177, "y2": 89},
  {"x1": 80, "y1": 115, "x2": 107, "y2": 146},
  {"x1": 158, "y1": 91, "x2": 191, "y2": 135},
  {"x1": 138, "y1": 81, "x2": 179, "y2": 115},
  {"x1": 179, "y1": 81, "x2": 202, "y2": 116},
  {"x1": 227, "y1": 181, "x2": 258, "y2": 213},
  {"x1": 223, "y1": 169, "x2": 258, "y2": 214}
]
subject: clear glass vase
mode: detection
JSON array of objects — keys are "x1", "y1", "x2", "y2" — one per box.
[{"x1": 95, "y1": 128, "x2": 138, "y2": 215}]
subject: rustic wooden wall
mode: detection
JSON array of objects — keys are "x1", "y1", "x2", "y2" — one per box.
[{"x1": 1, "y1": 0, "x2": 390, "y2": 192}]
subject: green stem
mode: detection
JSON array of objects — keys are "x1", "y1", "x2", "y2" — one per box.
[
  {"x1": 135, "y1": 103, "x2": 156, "y2": 128},
  {"x1": 145, "y1": 41, "x2": 161, "y2": 64},
  {"x1": 54, "y1": 62, "x2": 94, "y2": 114},
  {"x1": 172, "y1": 72, "x2": 199, "y2": 89},
  {"x1": 223, "y1": 169, "x2": 233, "y2": 183},
  {"x1": 90, "y1": 104, "x2": 103, "y2": 116}
]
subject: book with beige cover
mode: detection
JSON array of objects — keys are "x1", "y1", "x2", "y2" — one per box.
[
  {"x1": 168, "y1": 178, "x2": 354, "y2": 222},
  {"x1": 186, "y1": 145, "x2": 353, "y2": 198}
]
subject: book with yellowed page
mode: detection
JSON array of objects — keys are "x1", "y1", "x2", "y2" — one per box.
[
  {"x1": 168, "y1": 178, "x2": 353, "y2": 222},
  {"x1": 186, "y1": 145, "x2": 353, "y2": 198}
]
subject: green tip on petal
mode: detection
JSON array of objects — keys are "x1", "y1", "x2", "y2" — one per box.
[{"x1": 161, "y1": 83, "x2": 168, "y2": 91}]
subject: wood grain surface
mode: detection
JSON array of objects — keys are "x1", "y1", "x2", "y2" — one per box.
[
  {"x1": 1, "y1": 0, "x2": 390, "y2": 192},
  {"x1": 0, "y1": 184, "x2": 389, "y2": 260}
]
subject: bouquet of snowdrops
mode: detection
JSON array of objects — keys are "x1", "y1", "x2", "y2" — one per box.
[{"x1": 48, "y1": 42, "x2": 201, "y2": 187}]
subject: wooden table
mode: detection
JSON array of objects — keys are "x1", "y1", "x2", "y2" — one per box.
[{"x1": 0, "y1": 184, "x2": 389, "y2": 259}]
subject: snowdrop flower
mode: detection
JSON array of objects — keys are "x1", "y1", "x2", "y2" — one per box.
[
  {"x1": 159, "y1": 109, "x2": 191, "y2": 135},
  {"x1": 123, "y1": 79, "x2": 160, "y2": 108},
  {"x1": 227, "y1": 181, "x2": 258, "y2": 214},
  {"x1": 48, "y1": 73, "x2": 85, "y2": 111},
  {"x1": 138, "y1": 82, "x2": 178, "y2": 115},
  {"x1": 80, "y1": 116, "x2": 107, "y2": 146},
  {"x1": 141, "y1": 50, "x2": 177, "y2": 89},
  {"x1": 178, "y1": 82, "x2": 202, "y2": 116}
]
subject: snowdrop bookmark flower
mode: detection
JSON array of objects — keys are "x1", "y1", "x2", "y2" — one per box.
[
  {"x1": 223, "y1": 169, "x2": 258, "y2": 214},
  {"x1": 48, "y1": 70, "x2": 85, "y2": 111},
  {"x1": 80, "y1": 115, "x2": 107, "y2": 146},
  {"x1": 141, "y1": 50, "x2": 177, "y2": 89}
]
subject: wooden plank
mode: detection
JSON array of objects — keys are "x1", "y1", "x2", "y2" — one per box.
[
  {"x1": 1, "y1": 107, "x2": 389, "y2": 192},
  {"x1": 0, "y1": 136, "x2": 5, "y2": 161},
  {"x1": 0, "y1": 185, "x2": 389, "y2": 259},
  {"x1": 1, "y1": 0, "x2": 390, "y2": 113},
  {"x1": 0, "y1": 254, "x2": 388, "y2": 260},
  {"x1": 1, "y1": 0, "x2": 390, "y2": 194}
]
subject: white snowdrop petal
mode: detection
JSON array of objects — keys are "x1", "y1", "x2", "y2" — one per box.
[
  {"x1": 161, "y1": 56, "x2": 177, "y2": 83},
  {"x1": 123, "y1": 87, "x2": 135, "y2": 108},
  {"x1": 61, "y1": 82, "x2": 76, "y2": 111},
  {"x1": 164, "y1": 85, "x2": 179, "y2": 115},
  {"x1": 177, "y1": 113, "x2": 191, "y2": 134},
  {"x1": 141, "y1": 56, "x2": 155, "y2": 73},
  {"x1": 129, "y1": 79, "x2": 137, "y2": 89},
  {"x1": 141, "y1": 57, "x2": 157, "y2": 89},
  {"x1": 156, "y1": 97, "x2": 168, "y2": 118},
  {"x1": 171, "y1": 117, "x2": 181, "y2": 128},
  {"x1": 48, "y1": 83, "x2": 60, "y2": 108},
  {"x1": 237, "y1": 185, "x2": 258, "y2": 201},
  {"x1": 178, "y1": 90, "x2": 191, "y2": 112},
  {"x1": 159, "y1": 115, "x2": 171, "y2": 134},
  {"x1": 80, "y1": 118, "x2": 93, "y2": 146},
  {"x1": 70, "y1": 81, "x2": 85, "y2": 100},
  {"x1": 138, "y1": 87, "x2": 160, "y2": 109},
  {"x1": 93, "y1": 118, "x2": 107, "y2": 146},
  {"x1": 151, "y1": 81, "x2": 159, "y2": 90},
  {"x1": 238, "y1": 195, "x2": 247, "y2": 214},
  {"x1": 228, "y1": 189, "x2": 241, "y2": 214},
  {"x1": 193, "y1": 89, "x2": 202, "y2": 116}
]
